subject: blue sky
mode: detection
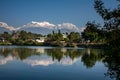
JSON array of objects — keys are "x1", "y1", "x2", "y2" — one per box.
[{"x1": 0, "y1": 0, "x2": 119, "y2": 28}]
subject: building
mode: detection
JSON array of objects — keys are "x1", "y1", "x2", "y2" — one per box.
[
  {"x1": 12, "y1": 33, "x2": 19, "y2": 39},
  {"x1": 34, "y1": 37, "x2": 45, "y2": 43},
  {"x1": 62, "y1": 33, "x2": 67, "y2": 39}
]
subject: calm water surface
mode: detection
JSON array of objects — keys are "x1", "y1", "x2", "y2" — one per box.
[{"x1": 0, "y1": 46, "x2": 119, "y2": 80}]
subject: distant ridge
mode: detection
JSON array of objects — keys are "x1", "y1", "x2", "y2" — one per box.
[{"x1": 0, "y1": 21, "x2": 85, "y2": 34}]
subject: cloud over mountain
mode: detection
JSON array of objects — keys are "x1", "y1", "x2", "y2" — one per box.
[
  {"x1": 58, "y1": 23, "x2": 79, "y2": 31},
  {"x1": 22, "y1": 21, "x2": 56, "y2": 29},
  {"x1": 0, "y1": 22, "x2": 17, "y2": 31},
  {"x1": 0, "y1": 21, "x2": 85, "y2": 34}
]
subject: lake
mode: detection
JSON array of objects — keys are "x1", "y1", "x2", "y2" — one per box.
[{"x1": 0, "y1": 46, "x2": 119, "y2": 80}]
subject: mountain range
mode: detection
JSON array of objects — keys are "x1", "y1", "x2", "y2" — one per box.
[{"x1": 0, "y1": 21, "x2": 85, "y2": 34}]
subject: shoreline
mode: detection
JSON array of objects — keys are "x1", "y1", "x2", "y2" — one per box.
[{"x1": 0, "y1": 42, "x2": 109, "y2": 49}]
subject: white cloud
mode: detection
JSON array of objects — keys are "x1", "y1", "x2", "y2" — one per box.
[
  {"x1": 23, "y1": 55, "x2": 80, "y2": 66},
  {"x1": 21, "y1": 21, "x2": 80, "y2": 32},
  {"x1": 22, "y1": 21, "x2": 56, "y2": 29},
  {"x1": 59, "y1": 57, "x2": 79, "y2": 65},
  {"x1": 58, "y1": 23, "x2": 79, "y2": 32},
  {"x1": 0, "y1": 56, "x2": 14, "y2": 65},
  {"x1": 0, "y1": 22, "x2": 17, "y2": 31},
  {"x1": 0, "y1": 54, "x2": 79, "y2": 66},
  {"x1": 23, "y1": 58, "x2": 54, "y2": 66}
]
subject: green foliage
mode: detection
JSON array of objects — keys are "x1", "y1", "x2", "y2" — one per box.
[
  {"x1": 52, "y1": 33, "x2": 63, "y2": 41},
  {"x1": 82, "y1": 21, "x2": 101, "y2": 43},
  {"x1": 15, "y1": 39, "x2": 24, "y2": 45},
  {"x1": 68, "y1": 32, "x2": 81, "y2": 42},
  {"x1": 64, "y1": 37, "x2": 69, "y2": 42},
  {"x1": 1, "y1": 32, "x2": 11, "y2": 40},
  {"x1": 47, "y1": 30, "x2": 81, "y2": 43},
  {"x1": 47, "y1": 30, "x2": 63, "y2": 41},
  {"x1": 18, "y1": 30, "x2": 39, "y2": 41},
  {"x1": 103, "y1": 49, "x2": 120, "y2": 80},
  {"x1": 94, "y1": 0, "x2": 120, "y2": 48},
  {"x1": 0, "y1": 30, "x2": 44, "y2": 45}
]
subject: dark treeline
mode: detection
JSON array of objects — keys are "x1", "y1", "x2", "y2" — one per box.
[
  {"x1": 81, "y1": 0, "x2": 120, "y2": 49},
  {"x1": 93, "y1": 0, "x2": 120, "y2": 49}
]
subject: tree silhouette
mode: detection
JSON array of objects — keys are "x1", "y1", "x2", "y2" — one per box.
[{"x1": 94, "y1": 0, "x2": 120, "y2": 48}]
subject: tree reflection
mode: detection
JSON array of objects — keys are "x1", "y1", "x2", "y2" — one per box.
[
  {"x1": 46, "y1": 48, "x2": 83, "y2": 62},
  {"x1": 0, "y1": 46, "x2": 120, "y2": 80},
  {"x1": 0, "y1": 47, "x2": 103, "y2": 67},
  {"x1": 81, "y1": 49, "x2": 104, "y2": 68},
  {"x1": 16, "y1": 48, "x2": 37, "y2": 60},
  {"x1": 0, "y1": 47, "x2": 40, "y2": 60},
  {"x1": 103, "y1": 50, "x2": 120, "y2": 80},
  {"x1": 0, "y1": 48, "x2": 12, "y2": 57}
]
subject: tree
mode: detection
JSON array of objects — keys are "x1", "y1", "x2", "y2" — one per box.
[
  {"x1": 52, "y1": 30, "x2": 55, "y2": 35},
  {"x1": 47, "y1": 30, "x2": 63, "y2": 42},
  {"x1": 58, "y1": 29, "x2": 61, "y2": 34},
  {"x1": 103, "y1": 50, "x2": 120, "y2": 80},
  {"x1": 81, "y1": 21, "x2": 100, "y2": 42},
  {"x1": 69, "y1": 32, "x2": 81, "y2": 42},
  {"x1": 94, "y1": 0, "x2": 120, "y2": 48},
  {"x1": 94, "y1": 0, "x2": 120, "y2": 30},
  {"x1": 19, "y1": 30, "x2": 28, "y2": 41},
  {"x1": 1, "y1": 32, "x2": 11, "y2": 41}
]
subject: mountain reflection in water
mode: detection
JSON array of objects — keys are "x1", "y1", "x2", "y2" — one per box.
[{"x1": 0, "y1": 46, "x2": 119, "y2": 80}]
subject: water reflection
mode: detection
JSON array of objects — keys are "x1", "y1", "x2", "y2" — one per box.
[
  {"x1": 23, "y1": 57, "x2": 54, "y2": 66},
  {"x1": 0, "y1": 46, "x2": 119, "y2": 80},
  {"x1": 0, "y1": 46, "x2": 101, "y2": 67},
  {"x1": 103, "y1": 50, "x2": 120, "y2": 80},
  {"x1": 0, "y1": 55, "x2": 14, "y2": 65},
  {"x1": 81, "y1": 48, "x2": 104, "y2": 68}
]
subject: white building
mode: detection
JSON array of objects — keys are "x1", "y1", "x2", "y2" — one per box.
[
  {"x1": 35, "y1": 37, "x2": 45, "y2": 43},
  {"x1": 62, "y1": 33, "x2": 67, "y2": 38}
]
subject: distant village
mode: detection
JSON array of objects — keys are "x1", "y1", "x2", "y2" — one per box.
[{"x1": 0, "y1": 30, "x2": 83, "y2": 47}]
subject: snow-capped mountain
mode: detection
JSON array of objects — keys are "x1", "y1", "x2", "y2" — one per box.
[{"x1": 0, "y1": 21, "x2": 85, "y2": 34}]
